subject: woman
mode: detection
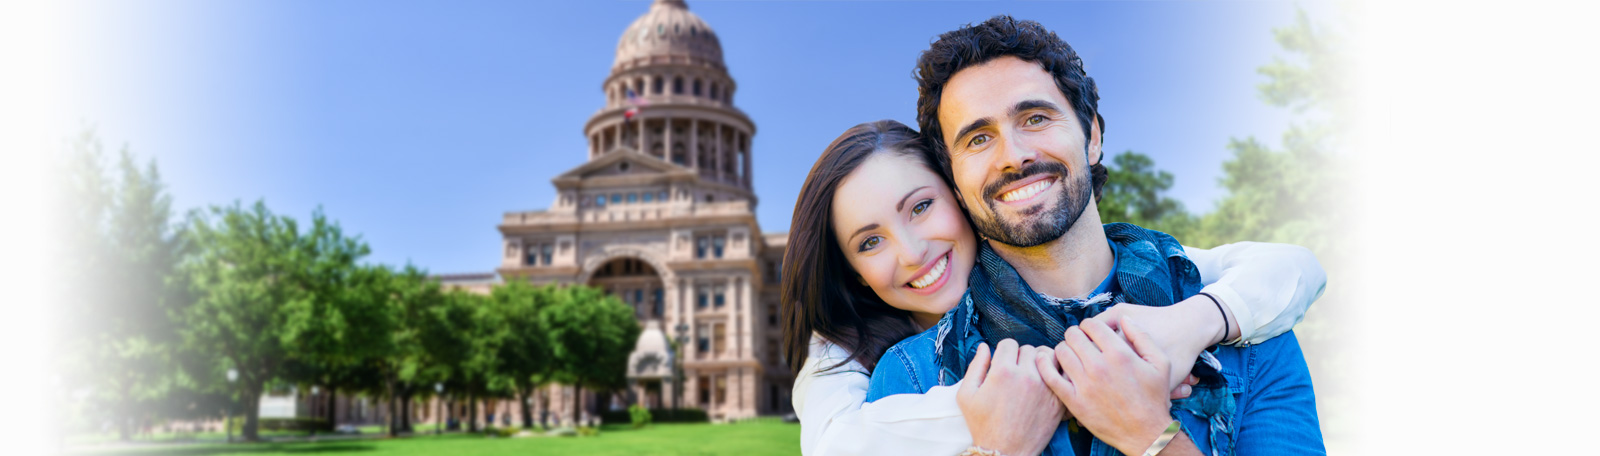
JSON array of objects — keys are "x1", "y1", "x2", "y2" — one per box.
[{"x1": 781, "y1": 120, "x2": 1325, "y2": 455}]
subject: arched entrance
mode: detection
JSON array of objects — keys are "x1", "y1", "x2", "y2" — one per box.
[{"x1": 587, "y1": 256, "x2": 671, "y2": 410}]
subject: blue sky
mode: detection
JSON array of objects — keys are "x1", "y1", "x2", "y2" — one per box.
[{"x1": 64, "y1": 0, "x2": 1328, "y2": 275}]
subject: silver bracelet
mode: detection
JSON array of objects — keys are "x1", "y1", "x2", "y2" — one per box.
[
  {"x1": 1141, "y1": 420, "x2": 1182, "y2": 456},
  {"x1": 958, "y1": 446, "x2": 1004, "y2": 456}
]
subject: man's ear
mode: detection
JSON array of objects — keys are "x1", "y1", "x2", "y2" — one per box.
[{"x1": 1087, "y1": 114, "x2": 1104, "y2": 166}]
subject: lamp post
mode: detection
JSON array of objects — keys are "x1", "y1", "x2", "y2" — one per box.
[
  {"x1": 434, "y1": 383, "x2": 444, "y2": 435},
  {"x1": 673, "y1": 322, "x2": 689, "y2": 410},
  {"x1": 226, "y1": 368, "x2": 238, "y2": 443}
]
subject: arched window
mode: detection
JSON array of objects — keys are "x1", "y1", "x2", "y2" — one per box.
[
  {"x1": 709, "y1": 82, "x2": 719, "y2": 101},
  {"x1": 693, "y1": 79, "x2": 703, "y2": 96},
  {"x1": 673, "y1": 77, "x2": 684, "y2": 95},
  {"x1": 653, "y1": 76, "x2": 664, "y2": 95}
]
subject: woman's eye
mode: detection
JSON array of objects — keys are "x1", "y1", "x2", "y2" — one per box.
[
  {"x1": 967, "y1": 134, "x2": 988, "y2": 148},
  {"x1": 859, "y1": 236, "x2": 881, "y2": 252},
  {"x1": 910, "y1": 199, "x2": 932, "y2": 216},
  {"x1": 1026, "y1": 114, "x2": 1047, "y2": 126}
]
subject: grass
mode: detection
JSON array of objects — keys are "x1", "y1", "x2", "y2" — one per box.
[{"x1": 65, "y1": 419, "x2": 801, "y2": 456}]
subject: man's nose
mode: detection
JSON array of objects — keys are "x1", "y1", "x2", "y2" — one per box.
[{"x1": 993, "y1": 133, "x2": 1039, "y2": 173}]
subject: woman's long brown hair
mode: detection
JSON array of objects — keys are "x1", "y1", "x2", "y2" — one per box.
[{"x1": 780, "y1": 120, "x2": 955, "y2": 375}]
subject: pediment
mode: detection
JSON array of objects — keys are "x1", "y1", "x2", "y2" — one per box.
[{"x1": 553, "y1": 148, "x2": 692, "y2": 183}]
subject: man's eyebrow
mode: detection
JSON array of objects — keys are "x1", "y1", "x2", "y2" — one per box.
[
  {"x1": 951, "y1": 118, "x2": 993, "y2": 146},
  {"x1": 1012, "y1": 99, "x2": 1063, "y2": 116},
  {"x1": 849, "y1": 223, "x2": 880, "y2": 241},
  {"x1": 896, "y1": 186, "x2": 931, "y2": 212}
]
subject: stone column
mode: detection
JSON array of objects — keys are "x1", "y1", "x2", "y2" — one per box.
[
  {"x1": 689, "y1": 118, "x2": 698, "y2": 167},
  {"x1": 713, "y1": 124, "x2": 723, "y2": 181},
  {"x1": 663, "y1": 116, "x2": 673, "y2": 160},
  {"x1": 637, "y1": 115, "x2": 646, "y2": 153},
  {"x1": 741, "y1": 274, "x2": 753, "y2": 358},
  {"x1": 742, "y1": 133, "x2": 752, "y2": 188}
]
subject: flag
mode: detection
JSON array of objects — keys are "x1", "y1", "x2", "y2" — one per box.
[{"x1": 624, "y1": 88, "x2": 649, "y2": 122}]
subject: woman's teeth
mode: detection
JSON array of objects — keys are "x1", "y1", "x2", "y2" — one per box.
[
  {"x1": 910, "y1": 254, "x2": 949, "y2": 289},
  {"x1": 999, "y1": 179, "x2": 1054, "y2": 202}
]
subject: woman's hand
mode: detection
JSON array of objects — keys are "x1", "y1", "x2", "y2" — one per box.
[
  {"x1": 1089, "y1": 297, "x2": 1231, "y2": 391},
  {"x1": 1035, "y1": 318, "x2": 1182, "y2": 455},
  {"x1": 957, "y1": 339, "x2": 1064, "y2": 456}
]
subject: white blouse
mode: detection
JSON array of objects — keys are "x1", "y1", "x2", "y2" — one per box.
[{"x1": 792, "y1": 241, "x2": 1327, "y2": 456}]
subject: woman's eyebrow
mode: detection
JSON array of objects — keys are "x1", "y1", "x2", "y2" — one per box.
[
  {"x1": 849, "y1": 223, "x2": 880, "y2": 240},
  {"x1": 897, "y1": 186, "x2": 931, "y2": 212}
]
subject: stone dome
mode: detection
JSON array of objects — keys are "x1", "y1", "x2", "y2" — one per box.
[{"x1": 614, "y1": 0, "x2": 723, "y2": 69}]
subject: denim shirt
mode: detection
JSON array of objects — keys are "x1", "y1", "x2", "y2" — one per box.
[{"x1": 864, "y1": 233, "x2": 1325, "y2": 455}]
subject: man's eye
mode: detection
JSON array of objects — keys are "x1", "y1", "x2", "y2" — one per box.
[
  {"x1": 859, "y1": 236, "x2": 881, "y2": 252},
  {"x1": 967, "y1": 134, "x2": 988, "y2": 148},
  {"x1": 1026, "y1": 115, "x2": 1047, "y2": 126},
  {"x1": 911, "y1": 199, "x2": 932, "y2": 216}
]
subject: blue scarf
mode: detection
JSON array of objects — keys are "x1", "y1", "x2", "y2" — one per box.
[{"x1": 933, "y1": 223, "x2": 1235, "y2": 456}]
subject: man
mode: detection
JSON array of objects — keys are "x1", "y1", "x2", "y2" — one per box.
[{"x1": 866, "y1": 16, "x2": 1323, "y2": 456}]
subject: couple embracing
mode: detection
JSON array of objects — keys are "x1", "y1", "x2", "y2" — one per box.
[{"x1": 780, "y1": 16, "x2": 1326, "y2": 456}]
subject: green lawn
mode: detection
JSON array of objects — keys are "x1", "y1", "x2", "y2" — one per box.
[{"x1": 65, "y1": 420, "x2": 801, "y2": 456}]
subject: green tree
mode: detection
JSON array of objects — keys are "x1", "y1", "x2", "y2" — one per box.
[
  {"x1": 1097, "y1": 150, "x2": 1197, "y2": 237},
  {"x1": 55, "y1": 131, "x2": 186, "y2": 440},
  {"x1": 172, "y1": 202, "x2": 372, "y2": 441},
  {"x1": 546, "y1": 285, "x2": 640, "y2": 426},
  {"x1": 489, "y1": 281, "x2": 557, "y2": 429}
]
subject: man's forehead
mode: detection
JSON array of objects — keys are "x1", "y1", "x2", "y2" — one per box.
[{"x1": 939, "y1": 56, "x2": 1065, "y2": 137}]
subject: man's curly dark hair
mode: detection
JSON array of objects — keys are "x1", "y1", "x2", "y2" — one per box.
[{"x1": 914, "y1": 15, "x2": 1109, "y2": 200}]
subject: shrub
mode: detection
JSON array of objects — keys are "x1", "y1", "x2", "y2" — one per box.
[
  {"x1": 576, "y1": 426, "x2": 600, "y2": 437},
  {"x1": 628, "y1": 404, "x2": 653, "y2": 428},
  {"x1": 601, "y1": 407, "x2": 708, "y2": 425}
]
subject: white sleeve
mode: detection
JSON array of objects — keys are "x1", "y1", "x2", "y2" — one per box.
[
  {"x1": 1183, "y1": 242, "x2": 1327, "y2": 346},
  {"x1": 795, "y1": 334, "x2": 972, "y2": 456}
]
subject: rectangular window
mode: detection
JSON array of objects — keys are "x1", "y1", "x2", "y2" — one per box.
[
  {"x1": 628, "y1": 193, "x2": 638, "y2": 203},
  {"x1": 634, "y1": 289, "x2": 644, "y2": 307},
  {"x1": 696, "y1": 237, "x2": 708, "y2": 259},
  {"x1": 713, "y1": 236, "x2": 725, "y2": 258},
  {"x1": 541, "y1": 244, "x2": 553, "y2": 265},
  {"x1": 713, "y1": 324, "x2": 727, "y2": 356},
  {"x1": 643, "y1": 192, "x2": 654, "y2": 203},
  {"x1": 714, "y1": 292, "x2": 725, "y2": 308},
  {"x1": 525, "y1": 247, "x2": 538, "y2": 266},
  {"x1": 611, "y1": 194, "x2": 622, "y2": 204},
  {"x1": 697, "y1": 292, "x2": 708, "y2": 309},
  {"x1": 697, "y1": 325, "x2": 709, "y2": 353},
  {"x1": 595, "y1": 195, "x2": 606, "y2": 207},
  {"x1": 653, "y1": 289, "x2": 664, "y2": 317}
]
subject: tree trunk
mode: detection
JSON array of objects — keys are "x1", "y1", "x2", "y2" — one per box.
[
  {"x1": 519, "y1": 387, "x2": 533, "y2": 429},
  {"x1": 571, "y1": 382, "x2": 583, "y2": 427},
  {"x1": 467, "y1": 394, "x2": 479, "y2": 433},
  {"x1": 538, "y1": 389, "x2": 550, "y2": 429},
  {"x1": 242, "y1": 381, "x2": 263, "y2": 442},
  {"x1": 325, "y1": 389, "x2": 337, "y2": 429}
]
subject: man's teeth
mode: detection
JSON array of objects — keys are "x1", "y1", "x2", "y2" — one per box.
[
  {"x1": 999, "y1": 179, "x2": 1054, "y2": 202},
  {"x1": 910, "y1": 255, "x2": 949, "y2": 289}
]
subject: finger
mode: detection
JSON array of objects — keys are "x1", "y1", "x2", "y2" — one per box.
[
  {"x1": 960, "y1": 342, "x2": 992, "y2": 396},
  {"x1": 1169, "y1": 384, "x2": 1193, "y2": 400},
  {"x1": 1121, "y1": 316, "x2": 1169, "y2": 369},
  {"x1": 1062, "y1": 326, "x2": 1103, "y2": 368},
  {"x1": 1081, "y1": 319, "x2": 1137, "y2": 363},
  {"x1": 1054, "y1": 340, "x2": 1086, "y2": 381},
  {"x1": 992, "y1": 338, "x2": 1020, "y2": 369},
  {"x1": 1015, "y1": 345, "x2": 1042, "y2": 377},
  {"x1": 1185, "y1": 374, "x2": 1200, "y2": 386},
  {"x1": 1035, "y1": 348, "x2": 1077, "y2": 402}
]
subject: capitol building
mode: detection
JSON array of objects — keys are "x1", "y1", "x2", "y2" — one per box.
[{"x1": 441, "y1": 0, "x2": 790, "y2": 422}]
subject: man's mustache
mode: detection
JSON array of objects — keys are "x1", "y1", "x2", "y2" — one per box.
[{"x1": 983, "y1": 161, "x2": 1072, "y2": 201}]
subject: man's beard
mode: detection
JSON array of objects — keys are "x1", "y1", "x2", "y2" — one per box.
[{"x1": 972, "y1": 160, "x2": 1092, "y2": 248}]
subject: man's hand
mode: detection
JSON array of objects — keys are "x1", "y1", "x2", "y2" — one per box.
[
  {"x1": 1035, "y1": 318, "x2": 1179, "y2": 455},
  {"x1": 1089, "y1": 297, "x2": 1232, "y2": 391},
  {"x1": 957, "y1": 339, "x2": 1064, "y2": 456}
]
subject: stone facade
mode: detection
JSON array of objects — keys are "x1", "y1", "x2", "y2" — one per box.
[{"x1": 453, "y1": 0, "x2": 791, "y2": 422}]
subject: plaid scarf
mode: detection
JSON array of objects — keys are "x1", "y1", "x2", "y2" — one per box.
[{"x1": 933, "y1": 223, "x2": 1236, "y2": 456}]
